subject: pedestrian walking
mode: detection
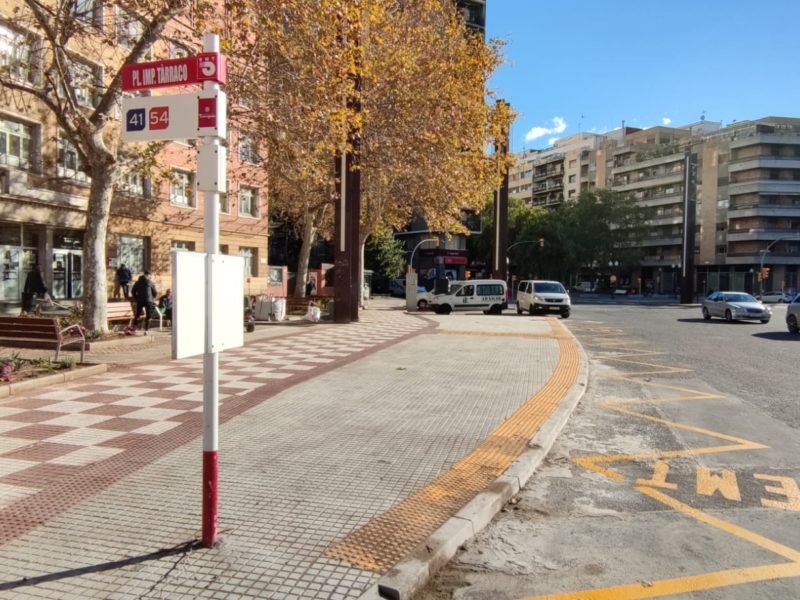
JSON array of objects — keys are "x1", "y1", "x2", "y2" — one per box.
[
  {"x1": 116, "y1": 264, "x2": 133, "y2": 299},
  {"x1": 131, "y1": 271, "x2": 157, "y2": 334}
]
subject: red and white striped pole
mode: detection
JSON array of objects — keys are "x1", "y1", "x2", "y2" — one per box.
[{"x1": 200, "y1": 32, "x2": 223, "y2": 547}]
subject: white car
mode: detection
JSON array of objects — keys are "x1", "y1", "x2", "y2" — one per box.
[
  {"x1": 787, "y1": 294, "x2": 799, "y2": 333},
  {"x1": 701, "y1": 291, "x2": 771, "y2": 323},
  {"x1": 516, "y1": 280, "x2": 571, "y2": 318},
  {"x1": 757, "y1": 290, "x2": 792, "y2": 303},
  {"x1": 429, "y1": 279, "x2": 507, "y2": 315}
]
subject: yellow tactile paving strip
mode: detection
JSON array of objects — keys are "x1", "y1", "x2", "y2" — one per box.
[
  {"x1": 529, "y1": 324, "x2": 800, "y2": 600},
  {"x1": 324, "y1": 318, "x2": 579, "y2": 573}
]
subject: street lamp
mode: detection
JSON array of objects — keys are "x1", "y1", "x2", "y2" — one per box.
[{"x1": 408, "y1": 238, "x2": 438, "y2": 274}]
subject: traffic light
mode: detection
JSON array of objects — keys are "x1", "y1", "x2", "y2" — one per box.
[
  {"x1": 538, "y1": 238, "x2": 545, "y2": 247},
  {"x1": 763, "y1": 267, "x2": 770, "y2": 278}
]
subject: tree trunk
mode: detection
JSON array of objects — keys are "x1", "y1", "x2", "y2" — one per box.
[
  {"x1": 294, "y1": 213, "x2": 317, "y2": 298},
  {"x1": 82, "y1": 161, "x2": 116, "y2": 334}
]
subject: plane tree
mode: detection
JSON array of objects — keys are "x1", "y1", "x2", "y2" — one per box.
[
  {"x1": 0, "y1": 0, "x2": 216, "y2": 333},
  {"x1": 228, "y1": 0, "x2": 510, "y2": 296}
]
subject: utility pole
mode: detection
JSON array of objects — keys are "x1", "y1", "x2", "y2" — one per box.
[
  {"x1": 333, "y1": 4, "x2": 362, "y2": 323},
  {"x1": 491, "y1": 99, "x2": 510, "y2": 282},
  {"x1": 680, "y1": 150, "x2": 698, "y2": 304}
]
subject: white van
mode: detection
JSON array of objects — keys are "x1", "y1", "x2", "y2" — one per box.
[
  {"x1": 517, "y1": 280, "x2": 571, "y2": 318},
  {"x1": 429, "y1": 279, "x2": 508, "y2": 315}
]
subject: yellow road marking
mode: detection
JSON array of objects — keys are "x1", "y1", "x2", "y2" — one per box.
[
  {"x1": 520, "y1": 563, "x2": 800, "y2": 600},
  {"x1": 545, "y1": 328, "x2": 800, "y2": 600}
]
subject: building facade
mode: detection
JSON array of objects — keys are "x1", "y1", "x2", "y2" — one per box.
[
  {"x1": 0, "y1": 4, "x2": 269, "y2": 309},
  {"x1": 509, "y1": 116, "x2": 800, "y2": 296}
]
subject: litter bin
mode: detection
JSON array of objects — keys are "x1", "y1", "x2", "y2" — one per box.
[
  {"x1": 254, "y1": 296, "x2": 273, "y2": 321},
  {"x1": 272, "y1": 297, "x2": 286, "y2": 321}
]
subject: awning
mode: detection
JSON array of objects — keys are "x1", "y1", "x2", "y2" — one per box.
[{"x1": 444, "y1": 256, "x2": 468, "y2": 265}]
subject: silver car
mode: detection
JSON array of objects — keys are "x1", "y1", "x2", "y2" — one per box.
[
  {"x1": 701, "y1": 291, "x2": 771, "y2": 323},
  {"x1": 787, "y1": 294, "x2": 800, "y2": 333}
]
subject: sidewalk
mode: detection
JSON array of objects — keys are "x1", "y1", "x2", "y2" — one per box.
[{"x1": 0, "y1": 298, "x2": 586, "y2": 599}]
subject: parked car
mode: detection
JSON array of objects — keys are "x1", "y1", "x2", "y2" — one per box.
[
  {"x1": 389, "y1": 278, "x2": 406, "y2": 297},
  {"x1": 787, "y1": 294, "x2": 800, "y2": 333},
  {"x1": 701, "y1": 291, "x2": 771, "y2": 323},
  {"x1": 756, "y1": 290, "x2": 793, "y2": 303},
  {"x1": 517, "y1": 280, "x2": 571, "y2": 318}
]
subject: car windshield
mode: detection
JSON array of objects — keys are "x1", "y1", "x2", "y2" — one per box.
[
  {"x1": 723, "y1": 293, "x2": 756, "y2": 303},
  {"x1": 534, "y1": 282, "x2": 566, "y2": 293}
]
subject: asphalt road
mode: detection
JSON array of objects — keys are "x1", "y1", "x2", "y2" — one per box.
[
  {"x1": 417, "y1": 303, "x2": 800, "y2": 600},
  {"x1": 573, "y1": 302, "x2": 799, "y2": 429}
]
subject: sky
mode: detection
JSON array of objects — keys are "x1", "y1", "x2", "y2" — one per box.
[{"x1": 485, "y1": 0, "x2": 800, "y2": 152}]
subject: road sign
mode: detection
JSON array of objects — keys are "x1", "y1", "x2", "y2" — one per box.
[
  {"x1": 121, "y1": 53, "x2": 227, "y2": 91},
  {"x1": 121, "y1": 90, "x2": 226, "y2": 142}
]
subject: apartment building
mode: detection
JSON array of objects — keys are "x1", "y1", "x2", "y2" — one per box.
[
  {"x1": 0, "y1": 4, "x2": 269, "y2": 308},
  {"x1": 509, "y1": 116, "x2": 800, "y2": 296}
]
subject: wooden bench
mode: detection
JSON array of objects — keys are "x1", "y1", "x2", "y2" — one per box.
[
  {"x1": 0, "y1": 317, "x2": 86, "y2": 363},
  {"x1": 106, "y1": 301, "x2": 164, "y2": 330},
  {"x1": 106, "y1": 302, "x2": 135, "y2": 326}
]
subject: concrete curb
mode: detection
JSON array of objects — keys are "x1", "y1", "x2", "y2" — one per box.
[
  {"x1": 0, "y1": 363, "x2": 109, "y2": 400},
  {"x1": 359, "y1": 334, "x2": 590, "y2": 600}
]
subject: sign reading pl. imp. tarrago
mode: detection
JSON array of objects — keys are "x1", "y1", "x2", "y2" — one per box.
[{"x1": 121, "y1": 53, "x2": 227, "y2": 92}]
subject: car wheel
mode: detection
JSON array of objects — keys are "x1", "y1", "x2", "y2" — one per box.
[
  {"x1": 516, "y1": 302, "x2": 522, "y2": 315},
  {"x1": 702, "y1": 307, "x2": 711, "y2": 320},
  {"x1": 529, "y1": 303, "x2": 536, "y2": 316},
  {"x1": 489, "y1": 304, "x2": 502, "y2": 315},
  {"x1": 417, "y1": 299, "x2": 428, "y2": 311},
  {"x1": 560, "y1": 310, "x2": 570, "y2": 319},
  {"x1": 760, "y1": 319, "x2": 770, "y2": 324},
  {"x1": 725, "y1": 309, "x2": 733, "y2": 322},
  {"x1": 441, "y1": 304, "x2": 452, "y2": 315},
  {"x1": 788, "y1": 314, "x2": 799, "y2": 333}
]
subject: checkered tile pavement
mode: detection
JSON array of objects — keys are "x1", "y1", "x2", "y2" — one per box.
[{"x1": 0, "y1": 310, "x2": 431, "y2": 532}]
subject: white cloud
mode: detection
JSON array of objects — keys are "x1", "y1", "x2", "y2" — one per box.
[
  {"x1": 662, "y1": 117, "x2": 672, "y2": 125},
  {"x1": 524, "y1": 117, "x2": 567, "y2": 142},
  {"x1": 547, "y1": 137, "x2": 560, "y2": 146}
]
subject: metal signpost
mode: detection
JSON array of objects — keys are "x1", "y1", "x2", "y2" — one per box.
[{"x1": 121, "y1": 34, "x2": 235, "y2": 547}]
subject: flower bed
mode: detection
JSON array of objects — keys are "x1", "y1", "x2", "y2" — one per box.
[{"x1": 0, "y1": 353, "x2": 75, "y2": 383}]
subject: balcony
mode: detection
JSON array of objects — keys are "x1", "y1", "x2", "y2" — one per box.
[
  {"x1": 728, "y1": 204, "x2": 800, "y2": 219},
  {"x1": 726, "y1": 228, "x2": 800, "y2": 242},
  {"x1": 725, "y1": 250, "x2": 800, "y2": 265},
  {"x1": 646, "y1": 214, "x2": 684, "y2": 227},
  {"x1": 730, "y1": 132, "x2": 800, "y2": 150},
  {"x1": 533, "y1": 169, "x2": 563, "y2": 180},
  {"x1": 725, "y1": 180, "x2": 800, "y2": 196},
  {"x1": 613, "y1": 152, "x2": 685, "y2": 175},
  {"x1": 728, "y1": 155, "x2": 800, "y2": 172},
  {"x1": 640, "y1": 236, "x2": 682, "y2": 247},
  {"x1": 638, "y1": 192, "x2": 684, "y2": 208},
  {"x1": 613, "y1": 171, "x2": 684, "y2": 192}
]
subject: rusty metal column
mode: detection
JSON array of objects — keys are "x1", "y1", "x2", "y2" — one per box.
[
  {"x1": 492, "y1": 100, "x2": 510, "y2": 282},
  {"x1": 334, "y1": 7, "x2": 362, "y2": 324}
]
